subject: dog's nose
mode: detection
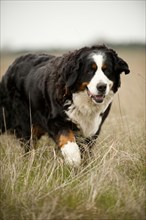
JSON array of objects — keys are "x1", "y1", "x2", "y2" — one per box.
[{"x1": 97, "y1": 83, "x2": 107, "y2": 93}]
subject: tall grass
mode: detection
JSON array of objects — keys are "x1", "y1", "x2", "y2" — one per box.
[
  {"x1": 0, "y1": 116, "x2": 145, "y2": 220},
  {"x1": 0, "y1": 48, "x2": 145, "y2": 219}
]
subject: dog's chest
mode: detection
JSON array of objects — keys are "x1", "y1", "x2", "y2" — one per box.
[{"x1": 65, "y1": 91, "x2": 113, "y2": 138}]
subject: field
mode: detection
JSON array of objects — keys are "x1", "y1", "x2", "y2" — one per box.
[{"x1": 0, "y1": 47, "x2": 145, "y2": 220}]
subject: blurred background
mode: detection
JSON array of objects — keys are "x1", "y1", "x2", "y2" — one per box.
[
  {"x1": 1, "y1": 1, "x2": 145, "y2": 51},
  {"x1": 0, "y1": 0, "x2": 145, "y2": 122}
]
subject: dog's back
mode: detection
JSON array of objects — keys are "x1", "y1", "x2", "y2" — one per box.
[{"x1": 0, "y1": 53, "x2": 54, "y2": 135}]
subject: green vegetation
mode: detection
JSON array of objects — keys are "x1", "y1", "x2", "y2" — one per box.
[
  {"x1": 0, "y1": 117, "x2": 145, "y2": 220},
  {"x1": 0, "y1": 47, "x2": 145, "y2": 219}
]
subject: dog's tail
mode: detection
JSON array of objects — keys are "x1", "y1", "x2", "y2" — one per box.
[{"x1": 0, "y1": 80, "x2": 12, "y2": 133}]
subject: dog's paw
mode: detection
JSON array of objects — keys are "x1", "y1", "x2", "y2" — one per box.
[{"x1": 61, "y1": 141, "x2": 81, "y2": 167}]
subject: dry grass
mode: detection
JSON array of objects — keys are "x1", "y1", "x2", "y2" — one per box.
[{"x1": 0, "y1": 47, "x2": 145, "y2": 219}]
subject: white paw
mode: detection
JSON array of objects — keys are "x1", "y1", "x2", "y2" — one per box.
[{"x1": 61, "y1": 141, "x2": 81, "y2": 167}]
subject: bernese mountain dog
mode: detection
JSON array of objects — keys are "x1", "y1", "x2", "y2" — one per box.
[{"x1": 0, "y1": 45, "x2": 130, "y2": 167}]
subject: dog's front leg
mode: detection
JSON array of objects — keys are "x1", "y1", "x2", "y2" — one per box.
[{"x1": 56, "y1": 130, "x2": 81, "y2": 167}]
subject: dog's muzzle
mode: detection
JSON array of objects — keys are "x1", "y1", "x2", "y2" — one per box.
[{"x1": 86, "y1": 88, "x2": 105, "y2": 103}]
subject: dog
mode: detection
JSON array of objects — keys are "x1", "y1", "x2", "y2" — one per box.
[{"x1": 0, "y1": 45, "x2": 130, "y2": 166}]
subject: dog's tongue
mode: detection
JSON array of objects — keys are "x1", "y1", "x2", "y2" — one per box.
[{"x1": 92, "y1": 95, "x2": 104, "y2": 103}]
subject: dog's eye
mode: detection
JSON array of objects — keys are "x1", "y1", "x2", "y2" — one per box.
[
  {"x1": 86, "y1": 62, "x2": 97, "y2": 76},
  {"x1": 102, "y1": 64, "x2": 107, "y2": 71},
  {"x1": 102, "y1": 65, "x2": 112, "y2": 77},
  {"x1": 91, "y1": 63, "x2": 97, "y2": 71}
]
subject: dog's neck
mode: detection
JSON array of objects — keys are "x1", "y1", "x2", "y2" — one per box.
[{"x1": 65, "y1": 90, "x2": 114, "y2": 137}]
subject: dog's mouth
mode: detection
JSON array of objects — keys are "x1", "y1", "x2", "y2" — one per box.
[{"x1": 86, "y1": 88, "x2": 105, "y2": 103}]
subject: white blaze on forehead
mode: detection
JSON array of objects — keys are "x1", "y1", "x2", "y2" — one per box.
[
  {"x1": 87, "y1": 54, "x2": 113, "y2": 95},
  {"x1": 93, "y1": 53, "x2": 105, "y2": 68}
]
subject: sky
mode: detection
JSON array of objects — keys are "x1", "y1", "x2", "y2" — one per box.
[{"x1": 1, "y1": 0, "x2": 145, "y2": 50}]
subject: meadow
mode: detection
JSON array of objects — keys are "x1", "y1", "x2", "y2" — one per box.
[{"x1": 0, "y1": 47, "x2": 145, "y2": 220}]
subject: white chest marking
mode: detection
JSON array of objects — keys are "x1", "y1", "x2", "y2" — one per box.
[{"x1": 65, "y1": 90, "x2": 114, "y2": 138}]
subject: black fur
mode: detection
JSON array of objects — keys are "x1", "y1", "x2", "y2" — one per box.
[{"x1": 0, "y1": 45, "x2": 130, "y2": 154}]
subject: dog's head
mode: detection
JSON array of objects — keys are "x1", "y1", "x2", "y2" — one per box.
[{"x1": 63, "y1": 45, "x2": 130, "y2": 104}]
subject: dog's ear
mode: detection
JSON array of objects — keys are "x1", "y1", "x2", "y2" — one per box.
[
  {"x1": 109, "y1": 48, "x2": 130, "y2": 75},
  {"x1": 63, "y1": 52, "x2": 82, "y2": 88},
  {"x1": 66, "y1": 69, "x2": 79, "y2": 88},
  {"x1": 115, "y1": 57, "x2": 130, "y2": 75}
]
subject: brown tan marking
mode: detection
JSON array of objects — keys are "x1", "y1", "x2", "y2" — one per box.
[
  {"x1": 58, "y1": 130, "x2": 75, "y2": 148},
  {"x1": 32, "y1": 125, "x2": 45, "y2": 139},
  {"x1": 64, "y1": 86, "x2": 69, "y2": 97},
  {"x1": 29, "y1": 125, "x2": 46, "y2": 149},
  {"x1": 79, "y1": 82, "x2": 89, "y2": 91}
]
